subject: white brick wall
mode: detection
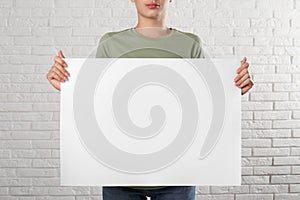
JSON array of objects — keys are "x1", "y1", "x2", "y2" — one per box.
[{"x1": 0, "y1": 0, "x2": 299, "y2": 199}]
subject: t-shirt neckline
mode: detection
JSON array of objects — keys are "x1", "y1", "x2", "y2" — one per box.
[{"x1": 131, "y1": 27, "x2": 175, "y2": 40}]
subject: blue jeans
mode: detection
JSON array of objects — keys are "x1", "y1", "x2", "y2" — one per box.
[{"x1": 102, "y1": 186, "x2": 195, "y2": 200}]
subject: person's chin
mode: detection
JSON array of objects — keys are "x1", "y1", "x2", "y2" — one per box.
[{"x1": 143, "y1": 12, "x2": 162, "y2": 19}]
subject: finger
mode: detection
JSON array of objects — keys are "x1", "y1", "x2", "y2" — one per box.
[
  {"x1": 51, "y1": 72, "x2": 65, "y2": 82},
  {"x1": 54, "y1": 56, "x2": 67, "y2": 67},
  {"x1": 54, "y1": 62, "x2": 70, "y2": 77},
  {"x1": 235, "y1": 68, "x2": 249, "y2": 82},
  {"x1": 52, "y1": 65, "x2": 67, "y2": 81},
  {"x1": 59, "y1": 50, "x2": 65, "y2": 58},
  {"x1": 236, "y1": 62, "x2": 249, "y2": 74},
  {"x1": 239, "y1": 77, "x2": 252, "y2": 88},
  {"x1": 241, "y1": 84, "x2": 252, "y2": 95},
  {"x1": 236, "y1": 72, "x2": 250, "y2": 86},
  {"x1": 241, "y1": 57, "x2": 247, "y2": 64},
  {"x1": 47, "y1": 70, "x2": 61, "y2": 82}
]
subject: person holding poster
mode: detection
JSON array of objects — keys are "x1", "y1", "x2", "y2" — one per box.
[{"x1": 46, "y1": 0, "x2": 254, "y2": 199}]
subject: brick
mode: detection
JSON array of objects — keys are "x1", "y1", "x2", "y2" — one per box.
[
  {"x1": 16, "y1": 168, "x2": 58, "y2": 177},
  {"x1": 242, "y1": 167, "x2": 254, "y2": 175},
  {"x1": 290, "y1": 93, "x2": 300, "y2": 101},
  {"x1": 276, "y1": 65, "x2": 300, "y2": 73},
  {"x1": 217, "y1": 0, "x2": 255, "y2": 9},
  {"x1": 196, "y1": 194, "x2": 234, "y2": 200},
  {"x1": 242, "y1": 157, "x2": 272, "y2": 166},
  {"x1": 251, "y1": 18, "x2": 289, "y2": 29},
  {"x1": 254, "y1": 111, "x2": 291, "y2": 120},
  {"x1": 293, "y1": 74, "x2": 300, "y2": 82},
  {"x1": 242, "y1": 120, "x2": 272, "y2": 129},
  {"x1": 32, "y1": 159, "x2": 59, "y2": 168},
  {"x1": 236, "y1": 194, "x2": 273, "y2": 200},
  {"x1": 292, "y1": 166, "x2": 300, "y2": 174},
  {"x1": 242, "y1": 176, "x2": 270, "y2": 184},
  {"x1": 72, "y1": 27, "x2": 109, "y2": 36},
  {"x1": 291, "y1": 148, "x2": 300, "y2": 155},
  {"x1": 253, "y1": 74, "x2": 291, "y2": 83},
  {"x1": 212, "y1": 19, "x2": 250, "y2": 28},
  {"x1": 251, "y1": 93, "x2": 289, "y2": 101},
  {"x1": 0, "y1": 27, "x2": 31, "y2": 36},
  {"x1": 14, "y1": 37, "x2": 55, "y2": 46},
  {"x1": 32, "y1": 140, "x2": 59, "y2": 149},
  {"x1": 11, "y1": 149, "x2": 51, "y2": 158},
  {"x1": 274, "y1": 102, "x2": 300, "y2": 110},
  {"x1": 256, "y1": 0, "x2": 294, "y2": 10},
  {"x1": 253, "y1": 148, "x2": 289, "y2": 156},
  {"x1": 271, "y1": 175, "x2": 300, "y2": 183},
  {"x1": 32, "y1": 178, "x2": 59, "y2": 186},
  {"x1": 242, "y1": 139, "x2": 272, "y2": 147},
  {"x1": 275, "y1": 47, "x2": 300, "y2": 55},
  {"x1": 32, "y1": 103, "x2": 59, "y2": 111},
  {"x1": 235, "y1": 46, "x2": 272, "y2": 55},
  {"x1": 250, "y1": 129, "x2": 291, "y2": 138},
  {"x1": 242, "y1": 112, "x2": 253, "y2": 120},
  {"x1": 0, "y1": 46, "x2": 31, "y2": 55},
  {"x1": 254, "y1": 37, "x2": 293, "y2": 46},
  {"x1": 0, "y1": 37, "x2": 13, "y2": 45},
  {"x1": 10, "y1": 187, "x2": 49, "y2": 195},
  {"x1": 3, "y1": 140, "x2": 32, "y2": 149},
  {"x1": 250, "y1": 185, "x2": 288, "y2": 193},
  {"x1": 15, "y1": 0, "x2": 55, "y2": 8},
  {"x1": 0, "y1": 122, "x2": 31, "y2": 130},
  {"x1": 0, "y1": 159, "x2": 32, "y2": 168},
  {"x1": 254, "y1": 166, "x2": 291, "y2": 175},
  {"x1": 210, "y1": 186, "x2": 249, "y2": 193},
  {"x1": 8, "y1": 18, "x2": 48, "y2": 27},
  {"x1": 275, "y1": 194, "x2": 300, "y2": 200},
  {"x1": 274, "y1": 157, "x2": 300, "y2": 165},
  {"x1": 234, "y1": 9, "x2": 272, "y2": 18},
  {"x1": 0, "y1": 178, "x2": 32, "y2": 186},
  {"x1": 293, "y1": 129, "x2": 300, "y2": 137},
  {"x1": 215, "y1": 36, "x2": 253, "y2": 46},
  {"x1": 273, "y1": 120, "x2": 300, "y2": 128},
  {"x1": 248, "y1": 65, "x2": 275, "y2": 74},
  {"x1": 273, "y1": 139, "x2": 300, "y2": 147},
  {"x1": 31, "y1": 122, "x2": 59, "y2": 131},
  {"x1": 290, "y1": 184, "x2": 300, "y2": 192},
  {"x1": 0, "y1": 0, "x2": 12, "y2": 7},
  {"x1": 242, "y1": 102, "x2": 273, "y2": 110},
  {"x1": 49, "y1": 18, "x2": 89, "y2": 27},
  {"x1": 250, "y1": 83, "x2": 272, "y2": 92}
]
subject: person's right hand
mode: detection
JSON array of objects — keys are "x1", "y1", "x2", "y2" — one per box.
[{"x1": 46, "y1": 50, "x2": 70, "y2": 91}]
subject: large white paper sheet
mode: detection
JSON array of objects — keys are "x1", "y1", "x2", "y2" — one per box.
[{"x1": 60, "y1": 58, "x2": 241, "y2": 186}]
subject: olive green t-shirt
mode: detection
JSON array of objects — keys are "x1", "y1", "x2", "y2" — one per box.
[{"x1": 96, "y1": 27, "x2": 204, "y2": 190}]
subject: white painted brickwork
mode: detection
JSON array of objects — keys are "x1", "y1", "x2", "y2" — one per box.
[{"x1": 0, "y1": 0, "x2": 299, "y2": 199}]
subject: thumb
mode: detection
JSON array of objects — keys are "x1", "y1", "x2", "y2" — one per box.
[
  {"x1": 241, "y1": 57, "x2": 247, "y2": 64},
  {"x1": 58, "y1": 50, "x2": 65, "y2": 58}
]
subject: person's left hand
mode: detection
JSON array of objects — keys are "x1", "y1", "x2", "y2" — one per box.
[{"x1": 234, "y1": 57, "x2": 254, "y2": 95}]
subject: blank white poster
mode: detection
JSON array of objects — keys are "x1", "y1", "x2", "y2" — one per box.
[{"x1": 60, "y1": 58, "x2": 241, "y2": 186}]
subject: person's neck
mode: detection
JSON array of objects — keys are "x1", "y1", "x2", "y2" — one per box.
[{"x1": 134, "y1": 16, "x2": 171, "y2": 38}]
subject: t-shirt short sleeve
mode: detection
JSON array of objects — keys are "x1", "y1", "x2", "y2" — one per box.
[
  {"x1": 96, "y1": 33, "x2": 110, "y2": 58},
  {"x1": 193, "y1": 35, "x2": 205, "y2": 59}
]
